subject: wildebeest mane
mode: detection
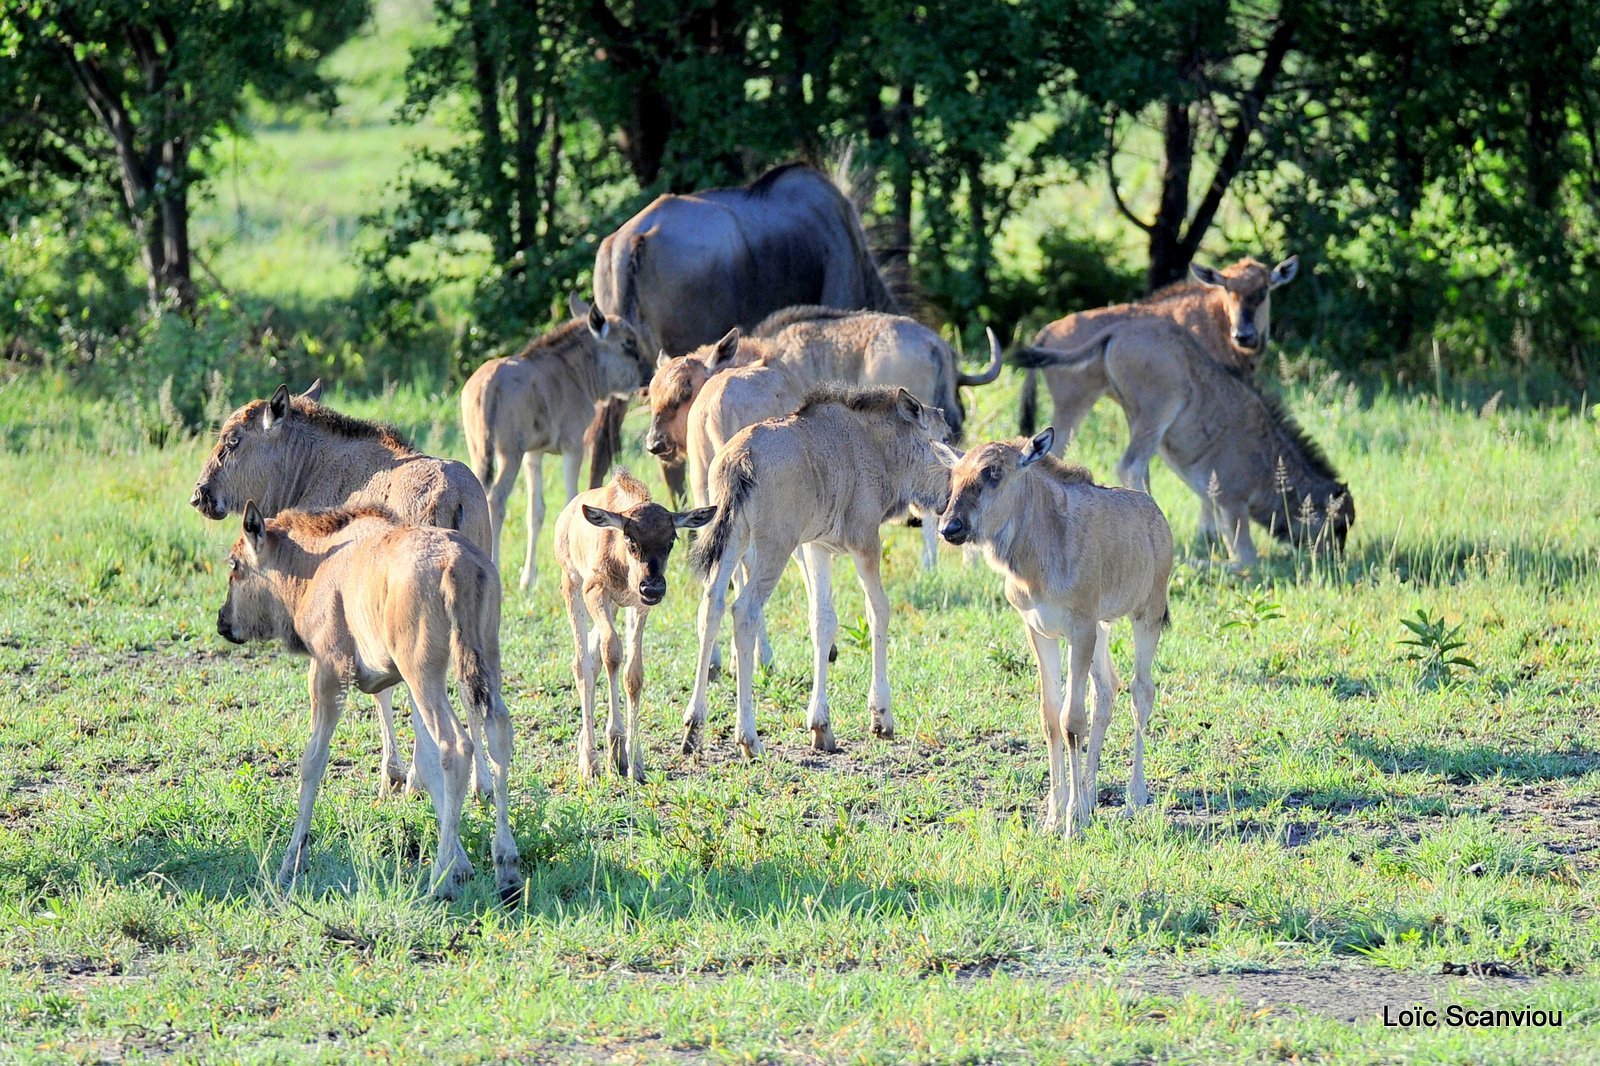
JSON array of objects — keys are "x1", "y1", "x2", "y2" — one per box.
[
  {"x1": 793, "y1": 382, "x2": 904, "y2": 418},
  {"x1": 289, "y1": 398, "x2": 414, "y2": 454},
  {"x1": 269, "y1": 503, "x2": 401, "y2": 538},
  {"x1": 750, "y1": 304, "x2": 862, "y2": 337},
  {"x1": 511, "y1": 317, "x2": 587, "y2": 361},
  {"x1": 1034, "y1": 453, "x2": 1098, "y2": 487},
  {"x1": 1252, "y1": 385, "x2": 1344, "y2": 487},
  {"x1": 745, "y1": 161, "x2": 812, "y2": 198}
]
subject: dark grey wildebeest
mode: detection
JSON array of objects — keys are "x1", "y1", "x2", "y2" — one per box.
[{"x1": 586, "y1": 162, "x2": 897, "y2": 495}]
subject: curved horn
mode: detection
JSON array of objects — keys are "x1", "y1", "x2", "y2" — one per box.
[{"x1": 957, "y1": 327, "x2": 1005, "y2": 386}]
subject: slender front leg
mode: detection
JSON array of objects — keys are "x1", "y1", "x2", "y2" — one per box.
[
  {"x1": 1127, "y1": 615, "x2": 1164, "y2": 813},
  {"x1": 561, "y1": 448, "x2": 583, "y2": 503},
  {"x1": 915, "y1": 506, "x2": 939, "y2": 570},
  {"x1": 853, "y1": 544, "x2": 895, "y2": 739},
  {"x1": 799, "y1": 544, "x2": 838, "y2": 751},
  {"x1": 1085, "y1": 623, "x2": 1119, "y2": 815},
  {"x1": 683, "y1": 549, "x2": 737, "y2": 754},
  {"x1": 732, "y1": 547, "x2": 785, "y2": 759},
  {"x1": 520, "y1": 452, "x2": 545, "y2": 591},
  {"x1": 622, "y1": 605, "x2": 648, "y2": 782},
  {"x1": 1216, "y1": 498, "x2": 1260, "y2": 568},
  {"x1": 1060, "y1": 621, "x2": 1098, "y2": 834},
  {"x1": 479, "y1": 684, "x2": 523, "y2": 903},
  {"x1": 407, "y1": 672, "x2": 475, "y2": 899},
  {"x1": 484, "y1": 447, "x2": 521, "y2": 567},
  {"x1": 280, "y1": 660, "x2": 347, "y2": 887},
  {"x1": 584, "y1": 588, "x2": 625, "y2": 776},
  {"x1": 1024, "y1": 625, "x2": 1066, "y2": 831},
  {"x1": 560, "y1": 572, "x2": 599, "y2": 780},
  {"x1": 373, "y1": 687, "x2": 408, "y2": 798}
]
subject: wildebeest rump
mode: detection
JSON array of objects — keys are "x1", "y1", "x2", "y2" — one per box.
[{"x1": 587, "y1": 162, "x2": 897, "y2": 493}]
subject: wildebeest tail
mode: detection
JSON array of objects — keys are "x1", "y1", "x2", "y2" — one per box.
[
  {"x1": 462, "y1": 375, "x2": 494, "y2": 488},
  {"x1": 1162, "y1": 605, "x2": 1173, "y2": 630},
  {"x1": 689, "y1": 456, "x2": 755, "y2": 579},
  {"x1": 1019, "y1": 368, "x2": 1039, "y2": 436},
  {"x1": 444, "y1": 555, "x2": 502, "y2": 721}
]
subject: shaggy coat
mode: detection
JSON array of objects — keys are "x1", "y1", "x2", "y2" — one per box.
[
  {"x1": 215, "y1": 504, "x2": 520, "y2": 901},
  {"x1": 936, "y1": 430, "x2": 1174, "y2": 836},
  {"x1": 683, "y1": 385, "x2": 952, "y2": 758}
]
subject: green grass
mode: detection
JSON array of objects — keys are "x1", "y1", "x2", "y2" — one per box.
[{"x1": 2, "y1": 363, "x2": 1598, "y2": 1061}]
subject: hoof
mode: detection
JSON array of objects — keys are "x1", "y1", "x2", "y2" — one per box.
[
  {"x1": 680, "y1": 721, "x2": 702, "y2": 756},
  {"x1": 608, "y1": 737, "x2": 628, "y2": 776},
  {"x1": 738, "y1": 736, "x2": 766, "y2": 760},
  {"x1": 378, "y1": 764, "x2": 408, "y2": 799},
  {"x1": 518, "y1": 570, "x2": 535, "y2": 592},
  {"x1": 627, "y1": 763, "x2": 648, "y2": 785},
  {"x1": 869, "y1": 710, "x2": 894, "y2": 740},
  {"x1": 577, "y1": 749, "x2": 601, "y2": 781},
  {"x1": 810, "y1": 724, "x2": 838, "y2": 752}
]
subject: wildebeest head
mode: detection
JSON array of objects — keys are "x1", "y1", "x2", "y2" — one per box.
[
  {"x1": 191, "y1": 381, "x2": 323, "y2": 520},
  {"x1": 572, "y1": 295, "x2": 651, "y2": 394},
  {"x1": 644, "y1": 327, "x2": 741, "y2": 459},
  {"x1": 1270, "y1": 482, "x2": 1355, "y2": 555},
  {"x1": 216, "y1": 501, "x2": 290, "y2": 645},
  {"x1": 933, "y1": 428, "x2": 1056, "y2": 546},
  {"x1": 1190, "y1": 255, "x2": 1298, "y2": 356},
  {"x1": 581, "y1": 502, "x2": 715, "y2": 605}
]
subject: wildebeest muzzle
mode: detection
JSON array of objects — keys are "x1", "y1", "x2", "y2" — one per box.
[
  {"x1": 191, "y1": 483, "x2": 224, "y2": 519},
  {"x1": 939, "y1": 516, "x2": 970, "y2": 545}
]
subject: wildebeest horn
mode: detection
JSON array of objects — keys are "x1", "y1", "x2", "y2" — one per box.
[{"x1": 957, "y1": 327, "x2": 1004, "y2": 386}]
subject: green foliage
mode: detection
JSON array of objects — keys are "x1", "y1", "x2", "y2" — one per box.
[{"x1": 1396, "y1": 608, "x2": 1481, "y2": 684}]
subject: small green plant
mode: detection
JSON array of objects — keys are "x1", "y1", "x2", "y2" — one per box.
[
  {"x1": 839, "y1": 615, "x2": 871, "y2": 651},
  {"x1": 1220, "y1": 588, "x2": 1284, "y2": 633},
  {"x1": 1396, "y1": 608, "x2": 1480, "y2": 683}
]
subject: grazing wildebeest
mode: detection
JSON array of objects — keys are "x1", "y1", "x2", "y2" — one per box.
[
  {"x1": 684, "y1": 386, "x2": 952, "y2": 758},
  {"x1": 553, "y1": 472, "x2": 713, "y2": 782},
  {"x1": 215, "y1": 503, "x2": 521, "y2": 901},
  {"x1": 460, "y1": 298, "x2": 651, "y2": 591},
  {"x1": 191, "y1": 383, "x2": 494, "y2": 795},
  {"x1": 588, "y1": 162, "x2": 897, "y2": 492},
  {"x1": 935, "y1": 429, "x2": 1173, "y2": 836},
  {"x1": 1019, "y1": 254, "x2": 1299, "y2": 441},
  {"x1": 1014, "y1": 322, "x2": 1353, "y2": 566}
]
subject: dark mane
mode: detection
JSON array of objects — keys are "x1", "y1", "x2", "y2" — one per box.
[
  {"x1": 1254, "y1": 387, "x2": 1345, "y2": 485},
  {"x1": 750, "y1": 304, "x2": 864, "y2": 337},
  {"x1": 794, "y1": 382, "x2": 903, "y2": 417},
  {"x1": 1035, "y1": 453, "x2": 1097, "y2": 486},
  {"x1": 289, "y1": 397, "x2": 414, "y2": 454},
  {"x1": 269, "y1": 504, "x2": 400, "y2": 539},
  {"x1": 511, "y1": 317, "x2": 588, "y2": 361}
]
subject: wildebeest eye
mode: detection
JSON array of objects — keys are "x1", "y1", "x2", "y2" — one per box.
[{"x1": 228, "y1": 557, "x2": 240, "y2": 573}]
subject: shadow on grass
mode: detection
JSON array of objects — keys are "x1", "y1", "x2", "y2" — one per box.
[{"x1": 1346, "y1": 739, "x2": 1599, "y2": 785}]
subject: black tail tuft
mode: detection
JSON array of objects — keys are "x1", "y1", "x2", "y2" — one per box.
[
  {"x1": 1161, "y1": 605, "x2": 1173, "y2": 630},
  {"x1": 1019, "y1": 368, "x2": 1038, "y2": 436},
  {"x1": 689, "y1": 461, "x2": 754, "y2": 578}
]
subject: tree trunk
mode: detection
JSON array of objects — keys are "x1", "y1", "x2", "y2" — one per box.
[
  {"x1": 469, "y1": 0, "x2": 514, "y2": 263},
  {"x1": 1146, "y1": 101, "x2": 1194, "y2": 293}
]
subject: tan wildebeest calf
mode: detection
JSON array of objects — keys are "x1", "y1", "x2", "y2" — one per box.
[
  {"x1": 1014, "y1": 322, "x2": 1353, "y2": 566},
  {"x1": 1019, "y1": 255, "x2": 1297, "y2": 537},
  {"x1": 553, "y1": 471, "x2": 714, "y2": 782},
  {"x1": 935, "y1": 429, "x2": 1173, "y2": 836},
  {"x1": 215, "y1": 503, "x2": 521, "y2": 901},
  {"x1": 461, "y1": 297, "x2": 651, "y2": 592},
  {"x1": 192, "y1": 382, "x2": 494, "y2": 795},
  {"x1": 685, "y1": 386, "x2": 952, "y2": 758}
]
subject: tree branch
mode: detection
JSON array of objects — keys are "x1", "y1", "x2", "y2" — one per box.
[{"x1": 1105, "y1": 109, "x2": 1153, "y2": 234}]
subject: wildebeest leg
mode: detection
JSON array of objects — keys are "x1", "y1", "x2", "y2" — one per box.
[
  {"x1": 733, "y1": 545, "x2": 784, "y2": 759},
  {"x1": 1023, "y1": 626, "x2": 1067, "y2": 832},
  {"x1": 799, "y1": 543, "x2": 838, "y2": 752},
  {"x1": 684, "y1": 546, "x2": 739, "y2": 755},
  {"x1": 1196, "y1": 496, "x2": 1221, "y2": 546},
  {"x1": 587, "y1": 590, "x2": 625, "y2": 777},
  {"x1": 853, "y1": 546, "x2": 896, "y2": 739},
  {"x1": 484, "y1": 446, "x2": 522, "y2": 568},
  {"x1": 520, "y1": 453, "x2": 545, "y2": 591},
  {"x1": 713, "y1": 562, "x2": 774, "y2": 681},
  {"x1": 1114, "y1": 394, "x2": 1181, "y2": 495},
  {"x1": 404, "y1": 666, "x2": 475, "y2": 899},
  {"x1": 373, "y1": 687, "x2": 409, "y2": 798},
  {"x1": 1215, "y1": 497, "x2": 1259, "y2": 568},
  {"x1": 561, "y1": 448, "x2": 583, "y2": 503},
  {"x1": 475, "y1": 682, "x2": 523, "y2": 902},
  {"x1": 1126, "y1": 615, "x2": 1162, "y2": 813},
  {"x1": 915, "y1": 507, "x2": 939, "y2": 569},
  {"x1": 1044, "y1": 371, "x2": 1107, "y2": 454},
  {"x1": 562, "y1": 573, "x2": 600, "y2": 780},
  {"x1": 622, "y1": 606, "x2": 647, "y2": 782},
  {"x1": 661, "y1": 459, "x2": 688, "y2": 507},
  {"x1": 1060, "y1": 622, "x2": 1098, "y2": 835},
  {"x1": 280, "y1": 660, "x2": 347, "y2": 887},
  {"x1": 1085, "y1": 622, "x2": 1119, "y2": 816}
]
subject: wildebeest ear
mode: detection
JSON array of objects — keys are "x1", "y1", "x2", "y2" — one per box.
[
  {"x1": 264, "y1": 384, "x2": 291, "y2": 429},
  {"x1": 1270, "y1": 255, "x2": 1299, "y2": 288},
  {"x1": 300, "y1": 378, "x2": 323, "y2": 403},
  {"x1": 673, "y1": 506, "x2": 717, "y2": 530},
  {"x1": 894, "y1": 387, "x2": 923, "y2": 423},
  {"x1": 568, "y1": 294, "x2": 591, "y2": 319},
  {"x1": 712, "y1": 328, "x2": 740, "y2": 366},
  {"x1": 581, "y1": 504, "x2": 626, "y2": 530},
  {"x1": 930, "y1": 441, "x2": 963, "y2": 469},
  {"x1": 243, "y1": 500, "x2": 266, "y2": 546},
  {"x1": 656, "y1": 349, "x2": 674, "y2": 371},
  {"x1": 1190, "y1": 263, "x2": 1224, "y2": 288},
  {"x1": 1019, "y1": 428, "x2": 1055, "y2": 467},
  {"x1": 587, "y1": 303, "x2": 609, "y2": 340}
]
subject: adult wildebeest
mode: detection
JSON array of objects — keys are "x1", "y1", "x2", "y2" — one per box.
[
  {"x1": 1018, "y1": 255, "x2": 1299, "y2": 438},
  {"x1": 215, "y1": 503, "x2": 521, "y2": 901},
  {"x1": 684, "y1": 386, "x2": 952, "y2": 758},
  {"x1": 554, "y1": 472, "x2": 713, "y2": 783},
  {"x1": 935, "y1": 429, "x2": 1173, "y2": 837},
  {"x1": 192, "y1": 383, "x2": 495, "y2": 796},
  {"x1": 588, "y1": 162, "x2": 898, "y2": 493},
  {"x1": 460, "y1": 298, "x2": 651, "y2": 592},
  {"x1": 1014, "y1": 322, "x2": 1353, "y2": 566}
]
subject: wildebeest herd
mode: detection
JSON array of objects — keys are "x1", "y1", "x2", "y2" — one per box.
[{"x1": 189, "y1": 162, "x2": 1351, "y2": 901}]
